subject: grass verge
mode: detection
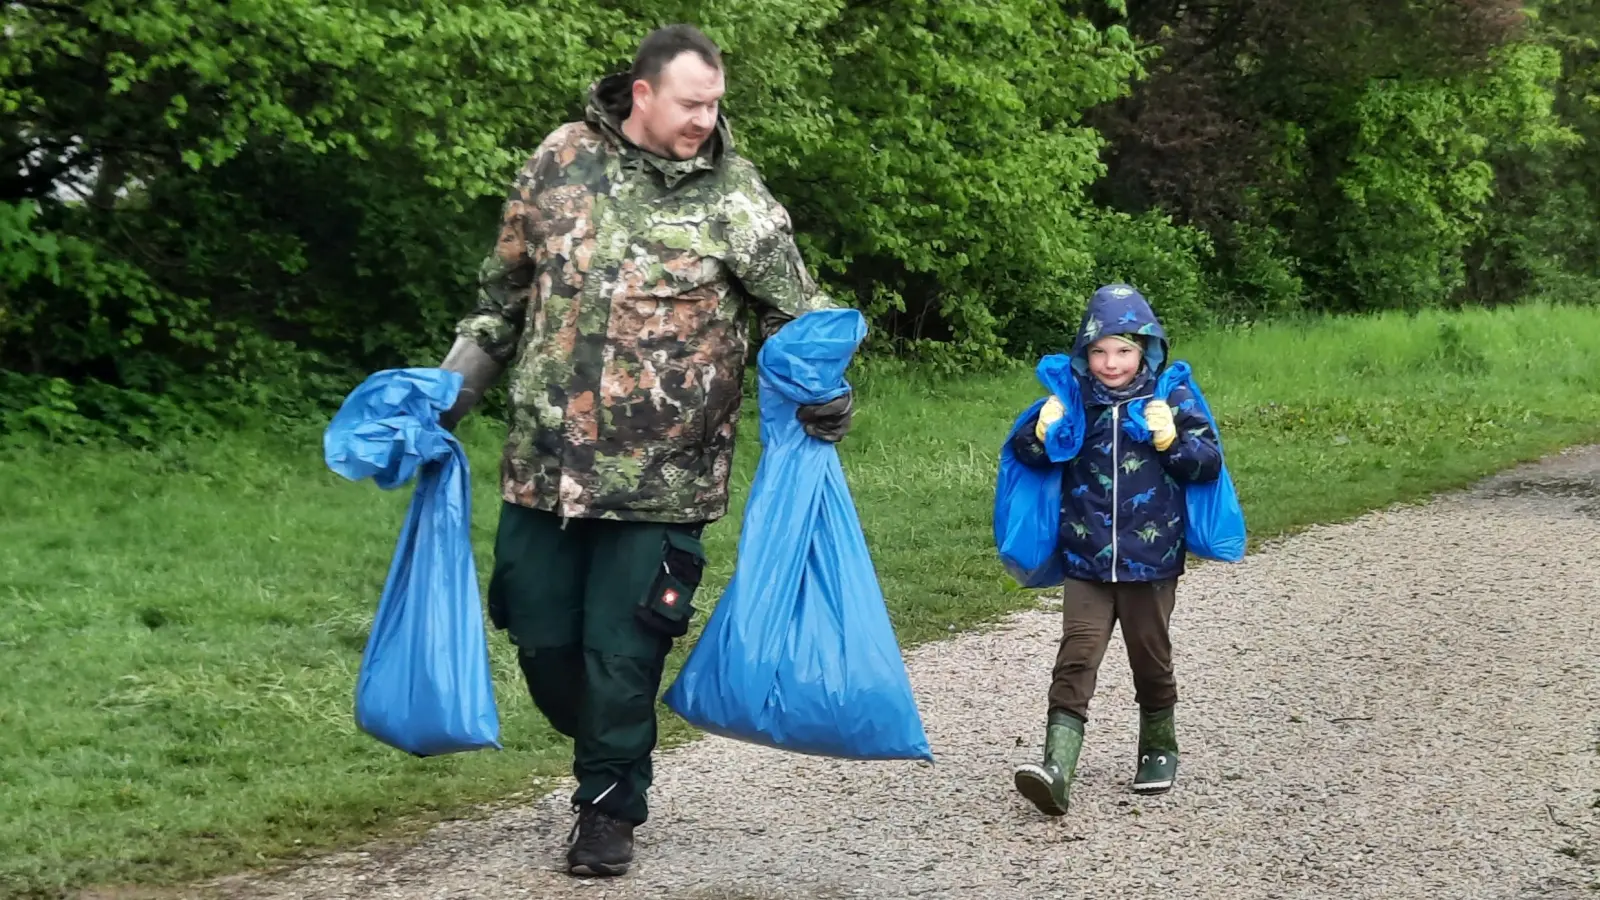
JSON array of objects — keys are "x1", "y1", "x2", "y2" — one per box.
[{"x1": 4, "y1": 302, "x2": 1600, "y2": 897}]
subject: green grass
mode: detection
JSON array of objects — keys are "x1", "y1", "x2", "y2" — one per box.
[{"x1": 5, "y1": 302, "x2": 1600, "y2": 897}]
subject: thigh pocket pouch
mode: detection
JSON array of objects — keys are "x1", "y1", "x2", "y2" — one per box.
[{"x1": 634, "y1": 528, "x2": 706, "y2": 638}]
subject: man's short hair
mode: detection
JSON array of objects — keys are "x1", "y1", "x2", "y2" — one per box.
[{"x1": 632, "y1": 24, "x2": 723, "y2": 86}]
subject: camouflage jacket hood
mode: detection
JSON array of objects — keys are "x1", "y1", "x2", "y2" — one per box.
[{"x1": 452, "y1": 74, "x2": 834, "y2": 525}]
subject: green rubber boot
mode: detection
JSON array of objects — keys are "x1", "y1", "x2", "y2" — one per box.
[
  {"x1": 1133, "y1": 705, "x2": 1179, "y2": 794},
  {"x1": 1013, "y1": 710, "x2": 1084, "y2": 816}
]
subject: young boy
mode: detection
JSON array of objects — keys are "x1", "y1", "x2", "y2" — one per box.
[{"x1": 1008, "y1": 283, "x2": 1222, "y2": 816}]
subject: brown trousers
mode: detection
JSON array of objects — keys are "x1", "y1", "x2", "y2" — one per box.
[{"x1": 1049, "y1": 577, "x2": 1179, "y2": 722}]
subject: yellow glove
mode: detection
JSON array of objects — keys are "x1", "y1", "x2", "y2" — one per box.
[
  {"x1": 1034, "y1": 395, "x2": 1065, "y2": 442},
  {"x1": 1145, "y1": 399, "x2": 1177, "y2": 451}
]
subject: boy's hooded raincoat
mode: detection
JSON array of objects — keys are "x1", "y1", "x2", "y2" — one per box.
[{"x1": 1012, "y1": 285, "x2": 1222, "y2": 583}]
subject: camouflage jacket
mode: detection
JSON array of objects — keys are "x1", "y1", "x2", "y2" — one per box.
[{"x1": 454, "y1": 73, "x2": 834, "y2": 524}]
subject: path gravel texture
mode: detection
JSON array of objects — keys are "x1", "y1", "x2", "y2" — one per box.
[{"x1": 215, "y1": 447, "x2": 1600, "y2": 900}]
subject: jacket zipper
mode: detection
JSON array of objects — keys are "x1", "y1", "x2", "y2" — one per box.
[
  {"x1": 557, "y1": 158, "x2": 629, "y2": 522},
  {"x1": 1110, "y1": 404, "x2": 1121, "y2": 583},
  {"x1": 1107, "y1": 390, "x2": 1154, "y2": 582}
]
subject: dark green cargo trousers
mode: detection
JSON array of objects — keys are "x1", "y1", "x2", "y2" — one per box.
[{"x1": 486, "y1": 502, "x2": 708, "y2": 826}]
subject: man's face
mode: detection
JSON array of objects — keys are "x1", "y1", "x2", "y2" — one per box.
[{"x1": 630, "y1": 52, "x2": 725, "y2": 160}]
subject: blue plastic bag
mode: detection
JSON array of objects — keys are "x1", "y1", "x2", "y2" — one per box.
[
  {"x1": 1125, "y1": 361, "x2": 1248, "y2": 563},
  {"x1": 992, "y1": 354, "x2": 1084, "y2": 588},
  {"x1": 662, "y1": 309, "x2": 933, "y2": 762},
  {"x1": 322, "y1": 367, "x2": 502, "y2": 757}
]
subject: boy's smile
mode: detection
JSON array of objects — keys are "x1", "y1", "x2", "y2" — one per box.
[{"x1": 1087, "y1": 335, "x2": 1143, "y2": 389}]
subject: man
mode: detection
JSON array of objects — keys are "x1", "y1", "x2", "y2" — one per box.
[{"x1": 434, "y1": 24, "x2": 852, "y2": 878}]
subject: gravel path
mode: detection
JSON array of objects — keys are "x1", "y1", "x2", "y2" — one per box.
[{"x1": 216, "y1": 447, "x2": 1600, "y2": 900}]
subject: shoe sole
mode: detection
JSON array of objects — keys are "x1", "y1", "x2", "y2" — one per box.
[
  {"x1": 568, "y1": 862, "x2": 630, "y2": 878},
  {"x1": 1013, "y1": 765, "x2": 1069, "y2": 816},
  {"x1": 1134, "y1": 752, "x2": 1178, "y2": 794}
]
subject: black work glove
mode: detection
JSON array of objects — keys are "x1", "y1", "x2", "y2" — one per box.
[{"x1": 796, "y1": 391, "x2": 854, "y2": 443}]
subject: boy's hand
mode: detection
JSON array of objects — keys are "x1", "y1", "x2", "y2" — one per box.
[
  {"x1": 1145, "y1": 399, "x2": 1177, "y2": 451},
  {"x1": 1034, "y1": 396, "x2": 1065, "y2": 442}
]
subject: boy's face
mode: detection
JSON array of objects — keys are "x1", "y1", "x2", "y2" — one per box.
[{"x1": 1087, "y1": 336, "x2": 1143, "y2": 389}]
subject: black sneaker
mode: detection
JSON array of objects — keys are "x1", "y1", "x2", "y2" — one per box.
[{"x1": 566, "y1": 804, "x2": 634, "y2": 877}]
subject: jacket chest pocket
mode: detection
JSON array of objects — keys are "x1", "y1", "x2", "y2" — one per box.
[{"x1": 637, "y1": 209, "x2": 726, "y2": 298}]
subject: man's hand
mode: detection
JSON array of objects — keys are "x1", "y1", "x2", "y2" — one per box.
[
  {"x1": 797, "y1": 392, "x2": 854, "y2": 443},
  {"x1": 1034, "y1": 396, "x2": 1065, "y2": 442},
  {"x1": 1144, "y1": 399, "x2": 1177, "y2": 452},
  {"x1": 437, "y1": 336, "x2": 505, "y2": 432}
]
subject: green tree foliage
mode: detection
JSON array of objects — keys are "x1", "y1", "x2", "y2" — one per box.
[
  {"x1": 1, "y1": 0, "x2": 636, "y2": 436},
  {"x1": 1088, "y1": 0, "x2": 1584, "y2": 316},
  {"x1": 1465, "y1": 0, "x2": 1600, "y2": 306},
  {"x1": 763, "y1": 1, "x2": 1146, "y2": 364},
  {"x1": 2, "y1": 0, "x2": 1598, "y2": 439},
  {"x1": 1331, "y1": 41, "x2": 1572, "y2": 309},
  {"x1": 1, "y1": 0, "x2": 1146, "y2": 434}
]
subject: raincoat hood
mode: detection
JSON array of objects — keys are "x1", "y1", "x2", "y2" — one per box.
[
  {"x1": 585, "y1": 71, "x2": 734, "y2": 185},
  {"x1": 1069, "y1": 284, "x2": 1169, "y2": 385}
]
